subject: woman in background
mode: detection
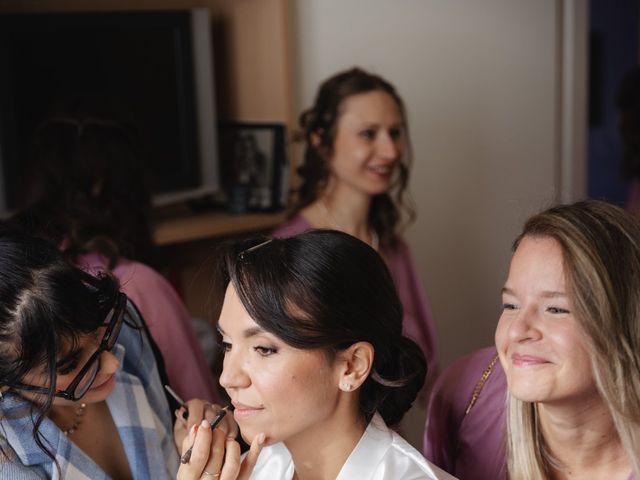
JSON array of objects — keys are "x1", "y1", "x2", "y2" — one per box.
[
  {"x1": 425, "y1": 200, "x2": 640, "y2": 479},
  {"x1": 272, "y1": 67, "x2": 437, "y2": 389},
  {"x1": 9, "y1": 96, "x2": 217, "y2": 402},
  {"x1": 177, "y1": 231, "x2": 455, "y2": 479}
]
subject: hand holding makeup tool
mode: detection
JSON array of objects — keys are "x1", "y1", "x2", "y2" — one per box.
[
  {"x1": 164, "y1": 384, "x2": 189, "y2": 419},
  {"x1": 180, "y1": 405, "x2": 230, "y2": 464}
]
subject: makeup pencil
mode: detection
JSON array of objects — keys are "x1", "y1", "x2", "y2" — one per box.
[{"x1": 180, "y1": 406, "x2": 230, "y2": 464}]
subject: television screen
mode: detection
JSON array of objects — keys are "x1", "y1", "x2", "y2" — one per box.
[{"x1": 0, "y1": 8, "x2": 218, "y2": 212}]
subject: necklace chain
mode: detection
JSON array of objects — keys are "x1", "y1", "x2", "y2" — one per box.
[
  {"x1": 62, "y1": 402, "x2": 87, "y2": 436},
  {"x1": 318, "y1": 198, "x2": 379, "y2": 251}
]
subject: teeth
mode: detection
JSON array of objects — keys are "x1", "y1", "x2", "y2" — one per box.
[{"x1": 370, "y1": 166, "x2": 391, "y2": 173}]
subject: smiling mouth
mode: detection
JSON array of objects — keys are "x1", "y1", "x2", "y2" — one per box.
[
  {"x1": 232, "y1": 402, "x2": 264, "y2": 419},
  {"x1": 368, "y1": 165, "x2": 393, "y2": 175},
  {"x1": 511, "y1": 353, "x2": 550, "y2": 366},
  {"x1": 89, "y1": 374, "x2": 115, "y2": 391}
]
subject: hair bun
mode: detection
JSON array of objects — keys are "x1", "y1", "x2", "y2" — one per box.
[{"x1": 362, "y1": 335, "x2": 427, "y2": 426}]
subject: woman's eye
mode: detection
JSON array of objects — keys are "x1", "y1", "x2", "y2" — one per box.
[
  {"x1": 359, "y1": 129, "x2": 376, "y2": 141},
  {"x1": 547, "y1": 307, "x2": 570, "y2": 314},
  {"x1": 57, "y1": 360, "x2": 79, "y2": 375},
  {"x1": 220, "y1": 341, "x2": 232, "y2": 353},
  {"x1": 502, "y1": 303, "x2": 518, "y2": 311},
  {"x1": 389, "y1": 128, "x2": 402, "y2": 140},
  {"x1": 254, "y1": 346, "x2": 278, "y2": 357}
]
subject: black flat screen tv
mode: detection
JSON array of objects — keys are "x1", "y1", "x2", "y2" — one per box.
[{"x1": 0, "y1": 8, "x2": 219, "y2": 213}]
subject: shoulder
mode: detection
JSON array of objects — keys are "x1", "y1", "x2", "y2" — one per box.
[
  {"x1": 386, "y1": 428, "x2": 458, "y2": 479},
  {"x1": 271, "y1": 214, "x2": 312, "y2": 238},
  {"x1": 380, "y1": 235, "x2": 417, "y2": 269},
  {"x1": 428, "y1": 346, "x2": 502, "y2": 418}
]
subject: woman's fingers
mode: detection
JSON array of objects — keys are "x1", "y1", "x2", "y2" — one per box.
[
  {"x1": 177, "y1": 421, "x2": 209, "y2": 480},
  {"x1": 220, "y1": 413, "x2": 239, "y2": 438},
  {"x1": 202, "y1": 425, "x2": 227, "y2": 477},
  {"x1": 237, "y1": 433, "x2": 266, "y2": 480},
  {"x1": 183, "y1": 399, "x2": 208, "y2": 429},
  {"x1": 219, "y1": 438, "x2": 241, "y2": 480}
]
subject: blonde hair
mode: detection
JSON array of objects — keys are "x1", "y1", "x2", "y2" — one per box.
[{"x1": 505, "y1": 200, "x2": 640, "y2": 479}]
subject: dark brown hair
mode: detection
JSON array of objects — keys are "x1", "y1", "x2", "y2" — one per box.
[{"x1": 219, "y1": 230, "x2": 426, "y2": 425}]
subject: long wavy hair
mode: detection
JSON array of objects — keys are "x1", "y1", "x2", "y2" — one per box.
[
  {"x1": 505, "y1": 200, "x2": 640, "y2": 479},
  {"x1": 294, "y1": 67, "x2": 415, "y2": 247}
]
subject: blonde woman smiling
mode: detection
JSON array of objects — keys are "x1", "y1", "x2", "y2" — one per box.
[{"x1": 497, "y1": 200, "x2": 640, "y2": 479}]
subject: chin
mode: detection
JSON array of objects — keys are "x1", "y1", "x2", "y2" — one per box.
[
  {"x1": 240, "y1": 428, "x2": 275, "y2": 446},
  {"x1": 508, "y1": 380, "x2": 554, "y2": 403}
]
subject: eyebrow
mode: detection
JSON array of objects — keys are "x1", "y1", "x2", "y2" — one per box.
[
  {"x1": 216, "y1": 325, "x2": 266, "y2": 339},
  {"x1": 501, "y1": 287, "x2": 567, "y2": 298}
]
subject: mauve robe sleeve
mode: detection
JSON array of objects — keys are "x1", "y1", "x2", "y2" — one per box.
[{"x1": 424, "y1": 346, "x2": 507, "y2": 480}]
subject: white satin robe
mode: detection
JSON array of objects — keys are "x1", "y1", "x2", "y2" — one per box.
[{"x1": 247, "y1": 413, "x2": 458, "y2": 479}]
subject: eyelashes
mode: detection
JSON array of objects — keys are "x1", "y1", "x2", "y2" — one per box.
[{"x1": 218, "y1": 341, "x2": 279, "y2": 357}]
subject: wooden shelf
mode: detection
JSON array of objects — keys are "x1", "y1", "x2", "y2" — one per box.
[{"x1": 153, "y1": 210, "x2": 288, "y2": 246}]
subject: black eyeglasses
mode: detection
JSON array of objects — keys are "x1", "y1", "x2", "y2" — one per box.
[{"x1": 11, "y1": 293, "x2": 127, "y2": 401}]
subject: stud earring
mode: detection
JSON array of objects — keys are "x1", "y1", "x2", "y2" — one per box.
[{"x1": 341, "y1": 383, "x2": 352, "y2": 392}]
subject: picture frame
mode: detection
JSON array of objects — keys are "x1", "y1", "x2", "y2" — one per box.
[{"x1": 218, "y1": 122, "x2": 288, "y2": 212}]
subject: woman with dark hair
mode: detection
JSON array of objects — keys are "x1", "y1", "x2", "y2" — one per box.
[
  {"x1": 177, "y1": 230, "x2": 455, "y2": 479},
  {"x1": 10, "y1": 96, "x2": 217, "y2": 403},
  {"x1": 0, "y1": 232, "x2": 183, "y2": 479},
  {"x1": 272, "y1": 67, "x2": 437, "y2": 390}
]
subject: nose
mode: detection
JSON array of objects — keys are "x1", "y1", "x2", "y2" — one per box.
[
  {"x1": 507, "y1": 306, "x2": 542, "y2": 343},
  {"x1": 98, "y1": 350, "x2": 120, "y2": 376},
  {"x1": 377, "y1": 131, "x2": 401, "y2": 160},
  {"x1": 219, "y1": 352, "x2": 251, "y2": 391}
]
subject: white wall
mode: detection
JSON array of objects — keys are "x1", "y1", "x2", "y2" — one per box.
[{"x1": 290, "y1": 0, "x2": 585, "y2": 446}]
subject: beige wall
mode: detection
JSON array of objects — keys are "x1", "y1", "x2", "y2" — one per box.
[{"x1": 291, "y1": 0, "x2": 587, "y2": 446}]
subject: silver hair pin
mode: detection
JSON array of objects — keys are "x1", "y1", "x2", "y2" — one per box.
[{"x1": 238, "y1": 238, "x2": 273, "y2": 261}]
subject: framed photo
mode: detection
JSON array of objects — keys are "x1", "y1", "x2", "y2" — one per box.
[{"x1": 218, "y1": 122, "x2": 288, "y2": 212}]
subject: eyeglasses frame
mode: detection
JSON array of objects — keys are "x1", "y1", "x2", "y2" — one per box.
[{"x1": 9, "y1": 292, "x2": 127, "y2": 401}]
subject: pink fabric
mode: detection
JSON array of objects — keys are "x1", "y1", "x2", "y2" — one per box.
[
  {"x1": 76, "y1": 252, "x2": 219, "y2": 403},
  {"x1": 271, "y1": 215, "x2": 438, "y2": 389},
  {"x1": 424, "y1": 346, "x2": 507, "y2": 479}
]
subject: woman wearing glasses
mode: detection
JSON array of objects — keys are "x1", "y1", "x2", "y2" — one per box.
[
  {"x1": 177, "y1": 231, "x2": 456, "y2": 480},
  {"x1": 0, "y1": 232, "x2": 184, "y2": 479}
]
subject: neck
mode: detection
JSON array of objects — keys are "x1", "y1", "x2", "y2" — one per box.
[
  {"x1": 285, "y1": 403, "x2": 366, "y2": 480},
  {"x1": 537, "y1": 396, "x2": 630, "y2": 479},
  {"x1": 305, "y1": 184, "x2": 373, "y2": 245},
  {"x1": 49, "y1": 401, "x2": 89, "y2": 436}
]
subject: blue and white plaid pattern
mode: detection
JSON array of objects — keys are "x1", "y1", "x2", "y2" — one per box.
[{"x1": 0, "y1": 301, "x2": 180, "y2": 479}]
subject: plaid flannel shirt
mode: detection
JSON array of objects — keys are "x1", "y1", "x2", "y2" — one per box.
[{"x1": 0, "y1": 301, "x2": 180, "y2": 479}]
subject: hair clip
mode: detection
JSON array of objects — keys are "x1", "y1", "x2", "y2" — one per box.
[{"x1": 238, "y1": 238, "x2": 273, "y2": 261}]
